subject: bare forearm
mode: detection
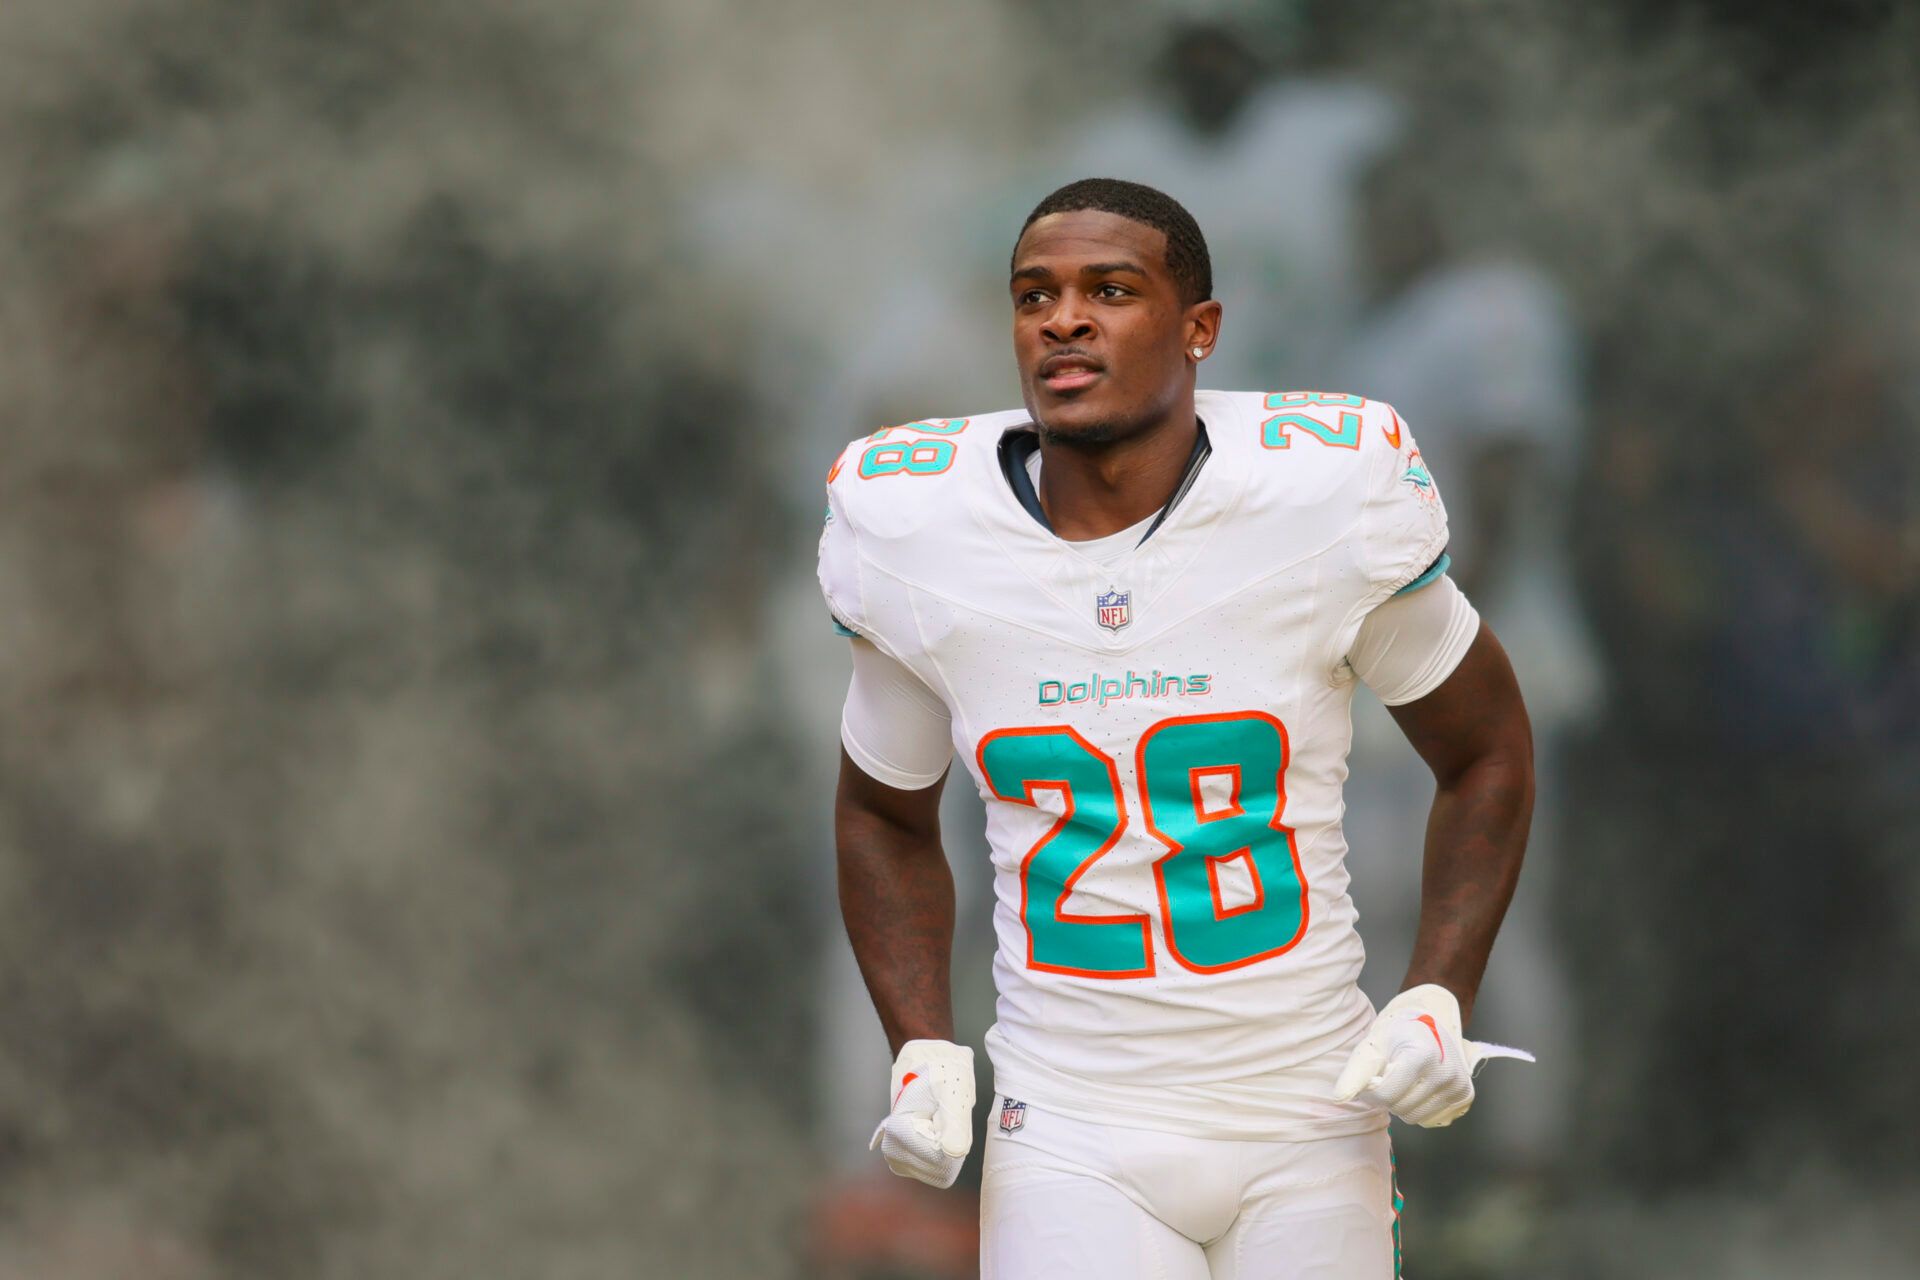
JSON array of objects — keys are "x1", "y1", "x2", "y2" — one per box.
[
  {"x1": 1401, "y1": 753, "x2": 1533, "y2": 1025},
  {"x1": 837, "y1": 807, "x2": 956, "y2": 1055}
]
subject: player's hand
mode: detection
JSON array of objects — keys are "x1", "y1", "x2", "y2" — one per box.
[
  {"x1": 1332, "y1": 984, "x2": 1534, "y2": 1128},
  {"x1": 869, "y1": 1039, "x2": 975, "y2": 1188}
]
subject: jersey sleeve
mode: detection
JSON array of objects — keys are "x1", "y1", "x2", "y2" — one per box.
[
  {"x1": 1347, "y1": 573, "x2": 1480, "y2": 705},
  {"x1": 818, "y1": 460, "x2": 867, "y2": 638},
  {"x1": 841, "y1": 636, "x2": 953, "y2": 789},
  {"x1": 1361, "y1": 405, "x2": 1451, "y2": 596}
]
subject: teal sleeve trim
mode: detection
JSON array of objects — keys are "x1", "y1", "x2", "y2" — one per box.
[
  {"x1": 830, "y1": 616, "x2": 860, "y2": 638},
  {"x1": 1394, "y1": 551, "x2": 1451, "y2": 596}
]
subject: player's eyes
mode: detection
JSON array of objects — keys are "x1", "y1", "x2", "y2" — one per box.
[
  {"x1": 1095, "y1": 283, "x2": 1130, "y2": 299},
  {"x1": 1016, "y1": 289, "x2": 1050, "y2": 306}
]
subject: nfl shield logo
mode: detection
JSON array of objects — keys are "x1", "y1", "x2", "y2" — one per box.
[
  {"x1": 999, "y1": 1098, "x2": 1027, "y2": 1133},
  {"x1": 1096, "y1": 589, "x2": 1132, "y2": 632}
]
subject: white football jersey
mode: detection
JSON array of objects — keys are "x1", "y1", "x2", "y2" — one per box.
[{"x1": 819, "y1": 390, "x2": 1449, "y2": 1140}]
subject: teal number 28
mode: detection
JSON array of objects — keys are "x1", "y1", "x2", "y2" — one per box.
[
  {"x1": 977, "y1": 712, "x2": 1307, "y2": 979},
  {"x1": 1261, "y1": 390, "x2": 1365, "y2": 450}
]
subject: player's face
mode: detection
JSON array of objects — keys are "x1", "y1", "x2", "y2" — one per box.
[{"x1": 1010, "y1": 211, "x2": 1215, "y2": 446}]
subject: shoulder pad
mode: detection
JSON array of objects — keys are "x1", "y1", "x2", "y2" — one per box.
[
  {"x1": 1199, "y1": 389, "x2": 1445, "y2": 590},
  {"x1": 825, "y1": 408, "x2": 1028, "y2": 541},
  {"x1": 1204, "y1": 389, "x2": 1404, "y2": 507},
  {"x1": 819, "y1": 408, "x2": 1030, "y2": 644}
]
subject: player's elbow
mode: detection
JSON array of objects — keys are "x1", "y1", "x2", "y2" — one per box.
[
  {"x1": 1448, "y1": 736, "x2": 1535, "y2": 839},
  {"x1": 1429, "y1": 698, "x2": 1533, "y2": 808},
  {"x1": 1484, "y1": 748, "x2": 1535, "y2": 820},
  {"x1": 1452, "y1": 678, "x2": 1534, "y2": 800}
]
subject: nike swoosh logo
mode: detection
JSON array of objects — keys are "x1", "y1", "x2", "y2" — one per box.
[
  {"x1": 893, "y1": 1071, "x2": 919, "y2": 1106},
  {"x1": 1415, "y1": 1014, "x2": 1446, "y2": 1061}
]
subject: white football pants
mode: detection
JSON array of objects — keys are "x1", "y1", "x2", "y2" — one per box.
[{"x1": 981, "y1": 1097, "x2": 1401, "y2": 1280}]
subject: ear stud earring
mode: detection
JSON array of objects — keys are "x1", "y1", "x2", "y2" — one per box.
[{"x1": 1191, "y1": 347, "x2": 1205, "y2": 358}]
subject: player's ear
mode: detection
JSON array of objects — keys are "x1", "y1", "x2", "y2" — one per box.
[{"x1": 1184, "y1": 299, "x2": 1222, "y2": 362}]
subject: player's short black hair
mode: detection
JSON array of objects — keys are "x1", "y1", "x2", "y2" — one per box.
[{"x1": 1016, "y1": 178, "x2": 1213, "y2": 305}]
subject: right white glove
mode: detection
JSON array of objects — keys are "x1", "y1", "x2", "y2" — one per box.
[{"x1": 869, "y1": 1039, "x2": 975, "y2": 1188}]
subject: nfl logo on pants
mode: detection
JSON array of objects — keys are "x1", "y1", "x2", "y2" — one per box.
[
  {"x1": 998, "y1": 1098, "x2": 1027, "y2": 1133},
  {"x1": 1096, "y1": 589, "x2": 1131, "y2": 632}
]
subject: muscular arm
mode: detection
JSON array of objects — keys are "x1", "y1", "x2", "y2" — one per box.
[
  {"x1": 835, "y1": 750, "x2": 955, "y2": 1055},
  {"x1": 1386, "y1": 621, "x2": 1534, "y2": 1027}
]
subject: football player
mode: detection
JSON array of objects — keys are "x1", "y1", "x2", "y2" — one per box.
[{"x1": 822, "y1": 178, "x2": 1534, "y2": 1279}]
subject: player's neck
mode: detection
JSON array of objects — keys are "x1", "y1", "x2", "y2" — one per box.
[{"x1": 1036, "y1": 411, "x2": 1200, "y2": 542}]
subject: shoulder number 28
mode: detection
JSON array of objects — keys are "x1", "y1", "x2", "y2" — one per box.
[{"x1": 854, "y1": 418, "x2": 968, "y2": 478}]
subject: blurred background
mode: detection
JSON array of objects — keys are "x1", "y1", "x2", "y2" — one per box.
[{"x1": 0, "y1": 0, "x2": 1915, "y2": 1275}]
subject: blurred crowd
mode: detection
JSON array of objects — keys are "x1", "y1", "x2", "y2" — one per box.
[
  {"x1": 0, "y1": 3, "x2": 819, "y2": 1275},
  {"x1": 0, "y1": 1, "x2": 1914, "y2": 1278}
]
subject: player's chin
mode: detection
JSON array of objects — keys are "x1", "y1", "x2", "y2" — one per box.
[
  {"x1": 1030, "y1": 385, "x2": 1124, "y2": 439},
  {"x1": 1032, "y1": 410, "x2": 1117, "y2": 445}
]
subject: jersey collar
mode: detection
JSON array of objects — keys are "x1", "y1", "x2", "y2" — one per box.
[{"x1": 996, "y1": 419, "x2": 1213, "y2": 547}]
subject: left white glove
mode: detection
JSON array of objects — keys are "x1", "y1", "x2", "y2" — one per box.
[
  {"x1": 1332, "y1": 984, "x2": 1535, "y2": 1128},
  {"x1": 869, "y1": 1039, "x2": 975, "y2": 1188}
]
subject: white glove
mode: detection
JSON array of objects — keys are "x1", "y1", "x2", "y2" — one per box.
[
  {"x1": 1332, "y1": 984, "x2": 1535, "y2": 1128},
  {"x1": 869, "y1": 1039, "x2": 975, "y2": 1188}
]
